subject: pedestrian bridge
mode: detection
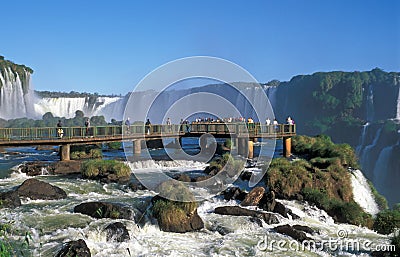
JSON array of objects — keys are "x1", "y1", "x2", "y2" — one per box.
[{"x1": 0, "y1": 123, "x2": 296, "y2": 160}]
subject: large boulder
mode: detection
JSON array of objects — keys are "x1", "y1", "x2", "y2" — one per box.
[
  {"x1": 222, "y1": 187, "x2": 247, "y2": 201},
  {"x1": 273, "y1": 201, "x2": 300, "y2": 219},
  {"x1": 17, "y1": 178, "x2": 67, "y2": 200},
  {"x1": 214, "y1": 206, "x2": 280, "y2": 225},
  {"x1": 53, "y1": 161, "x2": 82, "y2": 175},
  {"x1": 104, "y1": 222, "x2": 130, "y2": 242},
  {"x1": 55, "y1": 239, "x2": 91, "y2": 257},
  {"x1": 152, "y1": 195, "x2": 204, "y2": 233},
  {"x1": 0, "y1": 191, "x2": 21, "y2": 208},
  {"x1": 74, "y1": 202, "x2": 134, "y2": 220},
  {"x1": 151, "y1": 180, "x2": 204, "y2": 233},
  {"x1": 241, "y1": 187, "x2": 265, "y2": 206},
  {"x1": 258, "y1": 190, "x2": 276, "y2": 211},
  {"x1": 273, "y1": 224, "x2": 313, "y2": 242},
  {"x1": 19, "y1": 162, "x2": 53, "y2": 176}
]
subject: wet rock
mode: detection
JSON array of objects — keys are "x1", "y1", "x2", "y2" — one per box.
[
  {"x1": 214, "y1": 206, "x2": 279, "y2": 224},
  {"x1": 55, "y1": 239, "x2": 91, "y2": 257},
  {"x1": 241, "y1": 187, "x2": 265, "y2": 206},
  {"x1": 36, "y1": 145, "x2": 56, "y2": 151},
  {"x1": 0, "y1": 191, "x2": 21, "y2": 208},
  {"x1": 204, "y1": 165, "x2": 220, "y2": 176},
  {"x1": 258, "y1": 190, "x2": 276, "y2": 211},
  {"x1": 274, "y1": 224, "x2": 313, "y2": 242},
  {"x1": 17, "y1": 178, "x2": 67, "y2": 200},
  {"x1": 221, "y1": 187, "x2": 247, "y2": 201},
  {"x1": 292, "y1": 224, "x2": 316, "y2": 234},
  {"x1": 174, "y1": 174, "x2": 191, "y2": 182},
  {"x1": 104, "y1": 222, "x2": 130, "y2": 242},
  {"x1": 74, "y1": 202, "x2": 134, "y2": 220},
  {"x1": 240, "y1": 171, "x2": 253, "y2": 181},
  {"x1": 152, "y1": 195, "x2": 204, "y2": 233},
  {"x1": 53, "y1": 161, "x2": 82, "y2": 175},
  {"x1": 19, "y1": 161, "x2": 53, "y2": 176},
  {"x1": 273, "y1": 201, "x2": 300, "y2": 219},
  {"x1": 127, "y1": 182, "x2": 146, "y2": 191},
  {"x1": 191, "y1": 175, "x2": 212, "y2": 182},
  {"x1": 249, "y1": 217, "x2": 264, "y2": 227}
]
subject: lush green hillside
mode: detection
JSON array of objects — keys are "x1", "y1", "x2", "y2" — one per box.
[{"x1": 0, "y1": 56, "x2": 33, "y2": 92}]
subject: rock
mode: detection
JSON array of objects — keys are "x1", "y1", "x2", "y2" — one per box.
[
  {"x1": 273, "y1": 224, "x2": 313, "y2": 242},
  {"x1": 127, "y1": 182, "x2": 146, "y2": 191},
  {"x1": 74, "y1": 202, "x2": 134, "y2": 220},
  {"x1": 292, "y1": 224, "x2": 315, "y2": 234},
  {"x1": 19, "y1": 161, "x2": 53, "y2": 176},
  {"x1": 204, "y1": 165, "x2": 220, "y2": 176},
  {"x1": 214, "y1": 206, "x2": 279, "y2": 224},
  {"x1": 240, "y1": 171, "x2": 253, "y2": 181},
  {"x1": 0, "y1": 191, "x2": 21, "y2": 208},
  {"x1": 174, "y1": 174, "x2": 191, "y2": 182},
  {"x1": 104, "y1": 222, "x2": 130, "y2": 242},
  {"x1": 273, "y1": 201, "x2": 300, "y2": 219},
  {"x1": 259, "y1": 190, "x2": 276, "y2": 211},
  {"x1": 55, "y1": 239, "x2": 91, "y2": 257},
  {"x1": 249, "y1": 217, "x2": 264, "y2": 227},
  {"x1": 241, "y1": 187, "x2": 265, "y2": 206},
  {"x1": 191, "y1": 175, "x2": 212, "y2": 182},
  {"x1": 36, "y1": 145, "x2": 56, "y2": 151},
  {"x1": 222, "y1": 187, "x2": 247, "y2": 201},
  {"x1": 53, "y1": 161, "x2": 82, "y2": 175},
  {"x1": 17, "y1": 178, "x2": 67, "y2": 200},
  {"x1": 152, "y1": 196, "x2": 204, "y2": 233}
]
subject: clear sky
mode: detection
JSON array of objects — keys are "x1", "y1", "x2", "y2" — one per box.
[{"x1": 1, "y1": 0, "x2": 399, "y2": 95}]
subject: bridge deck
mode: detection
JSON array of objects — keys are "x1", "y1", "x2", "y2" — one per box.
[{"x1": 0, "y1": 123, "x2": 296, "y2": 146}]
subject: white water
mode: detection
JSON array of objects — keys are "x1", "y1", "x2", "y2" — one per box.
[
  {"x1": 34, "y1": 96, "x2": 124, "y2": 120},
  {"x1": 373, "y1": 146, "x2": 393, "y2": 196},
  {"x1": 350, "y1": 169, "x2": 380, "y2": 216},
  {"x1": 0, "y1": 67, "x2": 36, "y2": 119},
  {"x1": 359, "y1": 127, "x2": 382, "y2": 174},
  {"x1": 397, "y1": 83, "x2": 400, "y2": 120},
  {"x1": 128, "y1": 159, "x2": 207, "y2": 171}
]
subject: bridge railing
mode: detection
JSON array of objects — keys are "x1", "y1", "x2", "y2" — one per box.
[{"x1": 0, "y1": 123, "x2": 295, "y2": 141}]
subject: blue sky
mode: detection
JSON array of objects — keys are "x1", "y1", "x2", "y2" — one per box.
[{"x1": 1, "y1": 0, "x2": 399, "y2": 95}]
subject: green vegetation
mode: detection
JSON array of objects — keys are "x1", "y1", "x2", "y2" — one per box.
[
  {"x1": 373, "y1": 205, "x2": 400, "y2": 234},
  {"x1": 105, "y1": 142, "x2": 122, "y2": 150},
  {"x1": 152, "y1": 180, "x2": 198, "y2": 225},
  {"x1": 1, "y1": 110, "x2": 108, "y2": 128},
  {"x1": 367, "y1": 180, "x2": 389, "y2": 210},
  {"x1": 265, "y1": 135, "x2": 374, "y2": 227},
  {"x1": 35, "y1": 90, "x2": 123, "y2": 98},
  {"x1": 81, "y1": 159, "x2": 131, "y2": 179},
  {"x1": 0, "y1": 220, "x2": 33, "y2": 256},
  {"x1": 0, "y1": 57, "x2": 33, "y2": 92},
  {"x1": 207, "y1": 153, "x2": 245, "y2": 177}
]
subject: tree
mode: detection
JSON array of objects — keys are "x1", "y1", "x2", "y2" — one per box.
[
  {"x1": 75, "y1": 110, "x2": 85, "y2": 118},
  {"x1": 42, "y1": 112, "x2": 54, "y2": 120}
]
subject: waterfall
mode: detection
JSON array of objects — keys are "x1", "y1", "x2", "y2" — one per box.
[
  {"x1": 350, "y1": 169, "x2": 379, "y2": 216},
  {"x1": 0, "y1": 67, "x2": 35, "y2": 119},
  {"x1": 359, "y1": 127, "x2": 382, "y2": 177},
  {"x1": 373, "y1": 146, "x2": 393, "y2": 200},
  {"x1": 356, "y1": 122, "x2": 369, "y2": 155},
  {"x1": 396, "y1": 83, "x2": 400, "y2": 121},
  {"x1": 366, "y1": 84, "x2": 375, "y2": 122}
]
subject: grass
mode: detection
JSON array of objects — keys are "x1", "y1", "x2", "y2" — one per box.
[
  {"x1": 81, "y1": 159, "x2": 131, "y2": 179},
  {"x1": 264, "y1": 134, "x2": 373, "y2": 227}
]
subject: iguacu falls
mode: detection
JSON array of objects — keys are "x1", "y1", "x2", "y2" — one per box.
[{"x1": 1, "y1": 57, "x2": 399, "y2": 257}]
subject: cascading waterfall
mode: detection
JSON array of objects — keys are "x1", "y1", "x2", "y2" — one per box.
[
  {"x1": 397, "y1": 82, "x2": 400, "y2": 121},
  {"x1": 0, "y1": 67, "x2": 35, "y2": 119},
  {"x1": 350, "y1": 169, "x2": 379, "y2": 216}
]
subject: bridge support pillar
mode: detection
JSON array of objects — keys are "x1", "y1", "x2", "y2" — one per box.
[
  {"x1": 60, "y1": 144, "x2": 70, "y2": 161},
  {"x1": 283, "y1": 137, "x2": 292, "y2": 158},
  {"x1": 238, "y1": 138, "x2": 247, "y2": 157},
  {"x1": 133, "y1": 139, "x2": 142, "y2": 155},
  {"x1": 247, "y1": 140, "x2": 254, "y2": 159}
]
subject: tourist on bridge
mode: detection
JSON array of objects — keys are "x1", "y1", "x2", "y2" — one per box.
[
  {"x1": 125, "y1": 118, "x2": 131, "y2": 134},
  {"x1": 273, "y1": 118, "x2": 279, "y2": 132},
  {"x1": 57, "y1": 120, "x2": 64, "y2": 138},
  {"x1": 166, "y1": 117, "x2": 172, "y2": 132},
  {"x1": 85, "y1": 118, "x2": 91, "y2": 136},
  {"x1": 145, "y1": 119, "x2": 151, "y2": 135},
  {"x1": 266, "y1": 117, "x2": 271, "y2": 133}
]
